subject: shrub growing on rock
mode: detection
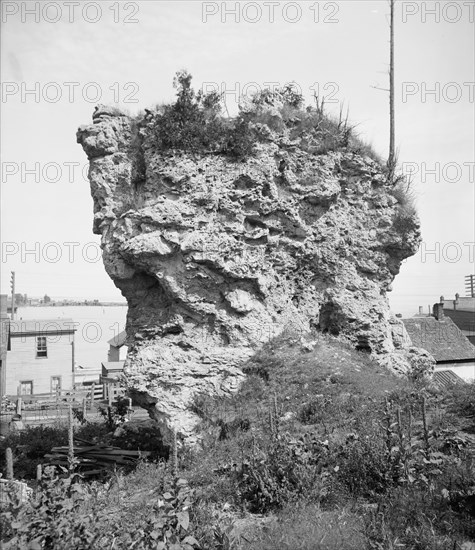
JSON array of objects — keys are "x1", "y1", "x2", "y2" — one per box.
[
  {"x1": 152, "y1": 70, "x2": 226, "y2": 154},
  {"x1": 148, "y1": 70, "x2": 381, "y2": 162}
]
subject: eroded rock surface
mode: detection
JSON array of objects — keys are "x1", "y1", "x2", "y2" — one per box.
[{"x1": 77, "y1": 105, "x2": 432, "y2": 441}]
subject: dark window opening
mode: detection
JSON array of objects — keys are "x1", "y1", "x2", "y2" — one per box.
[{"x1": 36, "y1": 336, "x2": 47, "y2": 358}]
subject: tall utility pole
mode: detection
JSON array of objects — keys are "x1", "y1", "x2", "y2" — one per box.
[
  {"x1": 388, "y1": 0, "x2": 396, "y2": 180},
  {"x1": 371, "y1": 1, "x2": 397, "y2": 181},
  {"x1": 465, "y1": 274, "x2": 475, "y2": 297},
  {"x1": 10, "y1": 271, "x2": 15, "y2": 320}
]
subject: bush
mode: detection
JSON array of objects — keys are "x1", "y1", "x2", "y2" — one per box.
[
  {"x1": 388, "y1": 176, "x2": 419, "y2": 236},
  {"x1": 224, "y1": 118, "x2": 256, "y2": 159},
  {"x1": 1, "y1": 468, "x2": 202, "y2": 550},
  {"x1": 335, "y1": 434, "x2": 397, "y2": 497},
  {"x1": 446, "y1": 381, "x2": 475, "y2": 419},
  {"x1": 152, "y1": 70, "x2": 226, "y2": 154},
  {"x1": 235, "y1": 432, "x2": 331, "y2": 513},
  {"x1": 147, "y1": 71, "x2": 383, "y2": 162},
  {"x1": 0, "y1": 425, "x2": 68, "y2": 479}
]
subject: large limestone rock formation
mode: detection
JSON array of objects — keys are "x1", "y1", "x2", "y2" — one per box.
[{"x1": 77, "y1": 104, "x2": 432, "y2": 441}]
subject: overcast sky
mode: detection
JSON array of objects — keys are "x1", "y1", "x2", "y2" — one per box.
[{"x1": 1, "y1": 0, "x2": 474, "y2": 315}]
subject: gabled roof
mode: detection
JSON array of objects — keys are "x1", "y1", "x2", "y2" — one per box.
[
  {"x1": 403, "y1": 316, "x2": 475, "y2": 362},
  {"x1": 9, "y1": 319, "x2": 77, "y2": 336},
  {"x1": 107, "y1": 330, "x2": 127, "y2": 348}
]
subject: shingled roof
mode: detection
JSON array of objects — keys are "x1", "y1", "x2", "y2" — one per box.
[
  {"x1": 432, "y1": 369, "x2": 466, "y2": 388},
  {"x1": 403, "y1": 316, "x2": 475, "y2": 362},
  {"x1": 442, "y1": 309, "x2": 475, "y2": 333},
  {"x1": 107, "y1": 330, "x2": 127, "y2": 348}
]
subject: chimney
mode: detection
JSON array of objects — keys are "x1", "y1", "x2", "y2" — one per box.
[
  {"x1": 432, "y1": 302, "x2": 444, "y2": 321},
  {"x1": 418, "y1": 306, "x2": 423, "y2": 315}
]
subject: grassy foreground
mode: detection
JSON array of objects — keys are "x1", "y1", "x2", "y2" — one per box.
[{"x1": 1, "y1": 331, "x2": 474, "y2": 549}]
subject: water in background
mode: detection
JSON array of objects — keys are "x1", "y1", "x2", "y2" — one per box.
[{"x1": 16, "y1": 306, "x2": 128, "y2": 370}]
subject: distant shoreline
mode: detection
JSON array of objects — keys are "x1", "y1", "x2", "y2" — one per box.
[{"x1": 19, "y1": 303, "x2": 127, "y2": 308}]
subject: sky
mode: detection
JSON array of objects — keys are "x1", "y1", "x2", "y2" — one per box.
[{"x1": 1, "y1": 0, "x2": 474, "y2": 316}]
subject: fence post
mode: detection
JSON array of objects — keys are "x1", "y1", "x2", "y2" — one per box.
[
  {"x1": 6, "y1": 448, "x2": 14, "y2": 480},
  {"x1": 421, "y1": 396, "x2": 430, "y2": 454},
  {"x1": 16, "y1": 397, "x2": 22, "y2": 416},
  {"x1": 68, "y1": 405, "x2": 75, "y2": 473},
  {"x1": 82, "y1": 398, "x2": 87, "y2": 419},
  {"x1": 36, "y1": 464, "x2": 42, "y2": 482},
  {"x1": 171, "y1": 429, "x2": 178, "y2": 479}
]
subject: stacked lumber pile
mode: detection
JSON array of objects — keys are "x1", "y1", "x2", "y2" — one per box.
[{"x1": 44, "y1": 438, "x2": 151, "y2": 476}]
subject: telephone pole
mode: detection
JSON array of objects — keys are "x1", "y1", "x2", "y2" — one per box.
[
  {"x1": 371, "y1": 1, "x2": 397, "y2": 181},
  {"x1": 388, "y1": 0, "x2": 396, "y2": 181},
  {"x1": 10, "y1": 271, "x2": 15, "y2": 320},
  {"x1": 465, "y1": 274, "x2": 475, "y2": 297}
]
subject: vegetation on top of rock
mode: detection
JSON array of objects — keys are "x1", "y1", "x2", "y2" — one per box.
[
  {"x1": 143, "y1": 69, "x2": 416, "y2": 222},
  {"x1": 143, "y1": 69, "x2": 417, "y2": 259},
  {"x1": 146, "y1": 70, "x2": 383, "y2": 162}
]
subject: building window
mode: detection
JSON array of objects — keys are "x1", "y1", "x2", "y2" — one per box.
[
  {"x1": 51, "y1": 376, "x2": 61, "y2": 393},
  {"x1": 20, "y1": 381, "x2": 33, "y2": 395},
  {"x1": 36, "y1": 336, "x2": 47, "y2": 358}
]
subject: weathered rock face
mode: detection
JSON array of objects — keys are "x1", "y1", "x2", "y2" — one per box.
[{"x1": 77, "y1": 105, "x2": 432, "y2": 441}]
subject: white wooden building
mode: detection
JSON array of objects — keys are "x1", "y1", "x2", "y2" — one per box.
[{"x1": 1, "y1": 318, "x2": 76, "y2": 397}]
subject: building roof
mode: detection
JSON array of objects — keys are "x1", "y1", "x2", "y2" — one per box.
[
  {"x1": 8, "y1": 319, "x2": 77, "y2": 336},
  {"x1": 442, "y1": 309, "x2": 475, "y2": 333},
  {"x1": 107, "y1": 330, "x2": 127, "y2": 348},
  {"x1": 102, "y1": 361, "x2": 125, "y2": 371},
  {"x1": 432, "y1": 369, "x2": 466, "y2": 389},
  {"x1": 403, "y1": 316, "x2": 475, "y2": 362}
]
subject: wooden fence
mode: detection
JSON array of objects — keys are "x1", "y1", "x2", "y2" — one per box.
[
  {"x1": 0, "y1": 382, "x2": 126, "y2": 432},
  {"x1": 5, "y1": 381, "x2": 125, "y2": 405}
]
